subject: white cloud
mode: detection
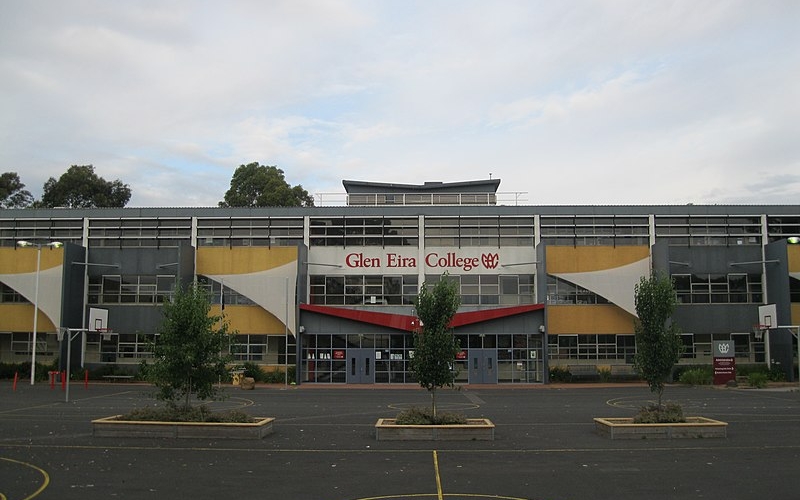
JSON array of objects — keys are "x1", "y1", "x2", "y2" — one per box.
[{"x1": 0, "y1": 0, "x2": 798, "y2": 207}]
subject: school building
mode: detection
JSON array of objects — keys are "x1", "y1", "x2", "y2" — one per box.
[{"x1": 1, "y1": 179, "x2": 799, "y2": 384}]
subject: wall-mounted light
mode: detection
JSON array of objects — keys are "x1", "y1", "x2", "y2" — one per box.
[{"x1": 788, "y1": 237, "x2": 800, "y2": 244}]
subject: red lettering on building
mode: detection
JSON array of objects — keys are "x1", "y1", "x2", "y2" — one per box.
[
  {"x1": 386, "y1": 253, "x2": 417, "y2": 268},
  {"x1": 346, "y1": 253, "x2": 381, "y2": 268}
]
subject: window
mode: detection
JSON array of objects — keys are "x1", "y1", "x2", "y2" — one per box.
[
  {"x1": 89, "y1": 218, "x2": 191, "y2": 248},
  {"x1": 425, "y1": 217, "x2": 530, "y2": 247},
  {"x1": 89, "y1": 275, "x2": 176, "y2": 305},
  {"x1": 310, "y1": 217, "x2": 418, "y2": 247},
  {"x1": 546, "y1": 276, "x2": 609, "y2": 304},
  {"x1": 540, "y1": 216, "x2": 649, "y2": 246},
  {"x1": 0, "y1": 217, "x2": 83, "y2": 247},
  {"x1": 196, "y1": 217, "x2": 303, "y2": 247},
  {"x1": 655, "y1": 216, "x2": 761, "y2": 246},
  {"x1": 672, "y1": 273, "x2": 762, "y2": 304},
  {"x1": 310, "y1": 274, "x2": 418, "y2": 305}
]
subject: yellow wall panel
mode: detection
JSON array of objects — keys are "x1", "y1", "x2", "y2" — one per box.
[
  {"x1": 211, "y1": 305, "x2": 286, "y2": 335},
  {"x1": 792, "y1": 304, "x2": 800, "y2": 327},
  {"x1": 548, "y1": 304, "x2": 635, "y2": 334},
  {"x1": 0, "y1": 247, "x2": 64, "y2": 273},
  {"x1": 0, "y1": 304, "x2": 57, "y2": 332},
  {"x1": 546, "y1": 246, "x2": 650, "y2": 274},
  {"x1": 788, "y1": 245, "x2": 800, "y2": 273},
  {"x1": 197, "y1": 247, "x2": 298, "y2": 275}
]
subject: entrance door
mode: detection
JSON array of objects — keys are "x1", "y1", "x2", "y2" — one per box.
[
  {"x1": 347, "y1": 349, "x2": 374, "y2": 384},
  {"x1": 469, "y1": 349, "x2": 497, "y2": 384}
]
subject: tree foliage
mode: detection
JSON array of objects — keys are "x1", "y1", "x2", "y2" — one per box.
[
  {"x1": 410, "y1": 274, "x2": 461, "y2": 418},
  {"x1": 144, "y1": 282, "x2": 234, "y2": 407},
  {"x1": 39, "y1": 165, "x2": 131, "y2": 208},
  {"x1": 0, "y1": 172, "x2": 34, "y2": 208},
  {"x1": 219, "y1": 162, "x2": 314, "y2": 207},
  {"x1": 633, "y1": 271, "x2": 683, "y2": 406}
]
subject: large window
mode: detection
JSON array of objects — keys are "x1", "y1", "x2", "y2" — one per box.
[
  {"x1": 310, "y1": 274, "x2": 419, "y2": 305},
  {"x1": 547, "y1": 333, "x2": 635, "y2": 361},
  {"x1": 88, "y1": 218, "x2": 192, "y2": 248},
  {"x1": 540, "y1": 216, "x2": 649, "y2": 246},
  {"x1": 196, "y1": 217, "x2": 303, "y2": 247},
  {"x1": 88, "y1": 275, "x2": 176, "y2": 304},
  {"x1": 672, "y1": 273, "x2": 762, "y2": 304},
  {"x1": 0, "y1": 217, "x2": 84, "y2": 247},
  {"x1": 767, "y1": 215, "x2": 800, "y2": 242},
  {"x1": 310, "y1": 217, "x2": 418, "y2": 247},
  {"x1": 655, "y1": 216, "x2": 762, "y2": 246},
  {"x1": 546, "y1": 276, "x2": 609, "y2": 305},
  {"x1": 425, "y1": 273, "x2": 535, "y2": 305},
  {"x1": 425, "y1": 217, "x2": 533, "y2": 247}
]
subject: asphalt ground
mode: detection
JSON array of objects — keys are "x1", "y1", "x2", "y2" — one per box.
[{"x1": 1, "y1": 381, "x2": 799, "y2": 500}]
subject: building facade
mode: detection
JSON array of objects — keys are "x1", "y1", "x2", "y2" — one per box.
[{"x1": 1, "y1": 179, "x2": 799, "y2": 384}]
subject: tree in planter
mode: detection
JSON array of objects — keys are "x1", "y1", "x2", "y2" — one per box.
[
  {"x1": 633, "y1": 271, "x2": 683, "y2": 421},
  {"x1": 409, "y1": 274, "x2": 461, "y2": 421},
  {"x1": 144, "y1": 282, "x2": 234, "y2": 409}
]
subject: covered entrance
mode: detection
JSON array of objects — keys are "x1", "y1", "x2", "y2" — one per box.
[
  {"x1": 469, "y1": 349, "x2": 498, "y2": 383},
  {"x1": 347, "y1": 348, "x2": 374, "y2": 384}
]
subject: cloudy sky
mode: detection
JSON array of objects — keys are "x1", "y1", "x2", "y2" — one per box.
[{"x1": 1, "y1": 1, "x2": 798, "y2": 207}]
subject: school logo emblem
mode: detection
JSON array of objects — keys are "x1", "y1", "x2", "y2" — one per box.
[{"x1": 481, "y1": 253, "x2": 500, "y2": 269}]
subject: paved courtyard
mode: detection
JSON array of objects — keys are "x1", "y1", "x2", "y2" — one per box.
[{"x1": 1, "y1": 381, "x2": 799, "y2": 500}]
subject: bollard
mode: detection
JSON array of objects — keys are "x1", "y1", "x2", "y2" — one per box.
[
  {"x1": 85, "y1": 369, "x2": 89, "y2": 389},
  {"x1": 13, "y1": 371, "x2": 18, "y2": 391},
  {"x1": 62, "y1": 370, "x2": 67, "y2": 391},
  {"x1": 49, "y1": 371, "x2": 56, "y2": 389}
]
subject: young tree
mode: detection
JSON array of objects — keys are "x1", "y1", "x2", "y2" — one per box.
[
  {"x1": 38, "y1": 165, "x2": 131, "y2": 208},
  {"x1": 219, "y1": 162, "x2": 314, "y2": 207},
  {"x1": 410, "y1": 274, "x2": 461, "y2": 419},
  {"x1": 633, "y1": 271, "x2": 683, "y2": 408},
  {"x1": 145, "y1": 282, "x2": 234, "y2": 408},
  {"x1": 0, "y1": 172, "x2": 34, "y2": 208}
]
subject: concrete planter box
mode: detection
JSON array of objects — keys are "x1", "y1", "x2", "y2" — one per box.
[
  {"x1": 594, "y1": 417, "x2": 727, "y2": 439},
  {"x1": 375, "y1": 418, "x2": 495, "y2": 441},
  {"x1": 92, "y1": 415, "x2": 275, "y2": 439}
]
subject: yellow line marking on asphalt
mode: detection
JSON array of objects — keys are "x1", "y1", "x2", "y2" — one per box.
[
  {"x1": 433, "y1": 450, "x2": 444, "y2": 500},
  {"x1": 0, "y1": 457, "x2": 50, "y2": 499}
]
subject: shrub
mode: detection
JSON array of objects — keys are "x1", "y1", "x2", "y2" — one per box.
[
  {"x1": 633, "y1": 403, "x2": 685, "y2": 424},
  {"x1": 748, "y1": 372, "x2": 769, "y2": 388},
  {"x1": 549, "y1": 366, "x2": 572, "y2": 383},
  {"x1": 678, "y1": 367, "x2": 712, "y2": 386},
  {"x1": 768, "y1": 365, "x2": 786, "y2": 382},
  {"x1": 395, "y1": 406, "x2": 467, "y2": 425},
  {"x1": 598, "y1": 368, "x2": 612, "y2": 383},
  {"x1": 242, "y1": 362, "x2": 268, "y2": 382},
  {"x1": 120, "y1": 404, "x2": 254, "y2": 423}
]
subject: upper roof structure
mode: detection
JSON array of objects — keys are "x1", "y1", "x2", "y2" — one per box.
[{"x1": 342, "y1": 179, "x2": 501, "y2": 206}]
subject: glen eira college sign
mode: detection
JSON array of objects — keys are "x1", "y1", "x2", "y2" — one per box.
[{"x1": 345, "y1": 252, "x2": 501, "y2": 272}]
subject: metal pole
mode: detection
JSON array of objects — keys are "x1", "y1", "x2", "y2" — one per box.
[
  {"x1": 30, "y1": 245, "x2": 42, "y2": 385},
  {"x1": 285, "y1": 276, "x2": 289, "y2": 386},
  {"x1": 65, "y1": 329, "x2": 73, "y2": 402}
]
